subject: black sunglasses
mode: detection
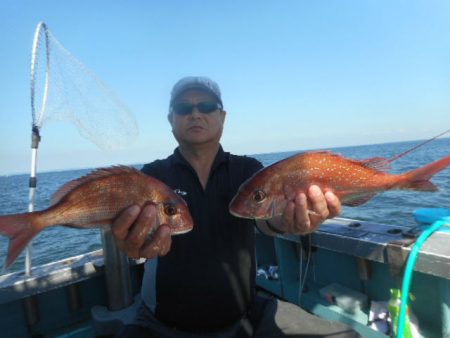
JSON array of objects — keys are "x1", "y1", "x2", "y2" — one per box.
[{"x1": 171, "y1": 101, "x2": 222, "y2": 116}]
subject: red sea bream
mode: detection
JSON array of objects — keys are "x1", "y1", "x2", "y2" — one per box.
[
  {"x1": 229, "y1": 151, "x2": 450, "y2": 219},
  {"x1": 0, "y1": 166, "x2": 193, "y2": 267}
]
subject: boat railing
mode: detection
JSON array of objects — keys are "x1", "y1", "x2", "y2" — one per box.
[
  {"x1": 3, "y1": 217, "x2": 450, "y2": 303},
  {"x1": 2, "y1": 217, "x2": 450, "y2": 337}
]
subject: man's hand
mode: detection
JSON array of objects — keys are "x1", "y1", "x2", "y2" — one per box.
[
  {"x1": 277, "y1": 185, "x2": 341, "y2": 235},
  {"x1": 111, "y1": 204, "x2": 172, "y2": 259}
]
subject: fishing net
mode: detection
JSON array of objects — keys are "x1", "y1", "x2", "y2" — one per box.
[{"x1": 30, "y1": 22, "x2": 138, "y2": 149}]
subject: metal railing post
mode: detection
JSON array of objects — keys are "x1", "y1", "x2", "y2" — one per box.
[{"x1": 101, "y1": 229, "x2": 133, "y2": 310}]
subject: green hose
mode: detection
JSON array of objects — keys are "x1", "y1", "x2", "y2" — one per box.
[{"x1": 396, "y1": 219, "x2": 449, "y2": 338}]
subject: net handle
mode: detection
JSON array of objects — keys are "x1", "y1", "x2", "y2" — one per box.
[{"x1": 26, "y1": 21, "x2": 49, "y2": 276}]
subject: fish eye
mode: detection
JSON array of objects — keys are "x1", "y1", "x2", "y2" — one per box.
[
  {"x1": 253, "y1": 190, "x2": 266, "y2": 203},
  {"x1": 164, "y1": 203, "x2": 177, "y2": 216}
]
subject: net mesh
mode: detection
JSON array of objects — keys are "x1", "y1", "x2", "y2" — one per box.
[{"x1": 30, "y1": 22, "x2": 138, "y2": 149}]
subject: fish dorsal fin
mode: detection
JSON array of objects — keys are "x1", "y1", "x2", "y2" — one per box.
[
  {"x1": 292, "y1": 151, "x2": 391, "y2": 172},
  {"x1": 358, "y1": 157, "x2": 391, "y2": 171},
  {"x1": 50, "y1": 166, "x2": 141, "y2": 206}
]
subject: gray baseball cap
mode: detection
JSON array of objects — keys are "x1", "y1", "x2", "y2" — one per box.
[{"x1": 170, "y1": 76, "x2": 223, "y2": 108}]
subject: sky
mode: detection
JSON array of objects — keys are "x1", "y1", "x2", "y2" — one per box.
[{"x1": 0, "y1": 1, "x2": 449, "y2": 175}]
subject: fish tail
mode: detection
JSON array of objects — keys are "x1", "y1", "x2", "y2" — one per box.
[
  {"x1": 0, "y1": 213, "x2": 42, "y2": 268},
  {"x1": 401, "y1": 156, "x2": 450, "y2": 191}
]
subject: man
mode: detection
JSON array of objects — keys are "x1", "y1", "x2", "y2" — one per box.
[{"x1": 113, "y1": 76, "x2": 360, "y2": 337}]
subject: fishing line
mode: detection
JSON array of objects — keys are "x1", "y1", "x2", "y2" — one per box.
[
  {"x1": 388, "y1": 130, "x2": 450, "y2": 163},
  {"x1": 298, "y1": 234, "x2": 312, "y2": 303},
  {"x1": 298, "y1": 244, "x2": 303, "y2": 303}
]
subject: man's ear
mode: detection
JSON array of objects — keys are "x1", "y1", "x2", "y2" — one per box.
[{"x1": 167, "y1": 113, "x2": 173, "y2": 124}]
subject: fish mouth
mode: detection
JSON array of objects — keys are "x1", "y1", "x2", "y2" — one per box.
[
  {"x1": 229, "y1": 194, "x2": 276, "y2": 220},
  {"x1": 172, "y1": 228, "x2": 192, "y2": 235},
  {"x1": 228, "y1": 199, "x2": 255, "y2": 219},
  {"x1": 229, "y1": 202, "x2": 273, "y2": 220},
  {"x1": 229, "y1": 208, "x2": 255, "y2": 219},
  {"x1": 228, "y1": 198, "x2": 243, "y2": 217}
]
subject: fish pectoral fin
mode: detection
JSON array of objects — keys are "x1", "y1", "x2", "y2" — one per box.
[{"x1": 342, "y1": 192, "x2": 377, "y2": 207}]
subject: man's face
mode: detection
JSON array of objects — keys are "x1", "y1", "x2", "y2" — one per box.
[{"x1": 168, "y1": 89, "x2": 226, "y2": 147}]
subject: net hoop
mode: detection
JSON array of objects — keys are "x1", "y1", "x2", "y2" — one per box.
[
  {"x1": 30, "y1": 22, "x2": 50, "y2": 130},
  {"x1": 28, "y1": 21, "x2": 138, "y2": 150}
]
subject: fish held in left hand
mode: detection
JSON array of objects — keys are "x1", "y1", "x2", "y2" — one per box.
[
  {"x1": 0, "y1": 166, "x2": 194, "y2": 268},
  {"x1": 229, "y1": 151, "x2": 450, "y2": 220}
]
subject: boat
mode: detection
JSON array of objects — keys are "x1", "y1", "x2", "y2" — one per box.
[{"x1": 0, "y1": 209, "x2": 449, "y2": 337}]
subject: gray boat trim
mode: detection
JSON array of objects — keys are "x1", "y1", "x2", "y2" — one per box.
[{"x1": 1, "y1": 217, "x2": 449, "y2": 305}]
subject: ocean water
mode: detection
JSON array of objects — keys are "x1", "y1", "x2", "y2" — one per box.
[{"x1": 0, "y1": 138, "x2": 449, "y2": 272}]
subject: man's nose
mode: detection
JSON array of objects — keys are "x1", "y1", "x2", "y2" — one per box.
[{"x1": 190, "y1": 107, "x2": 202, "y2": 117}]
